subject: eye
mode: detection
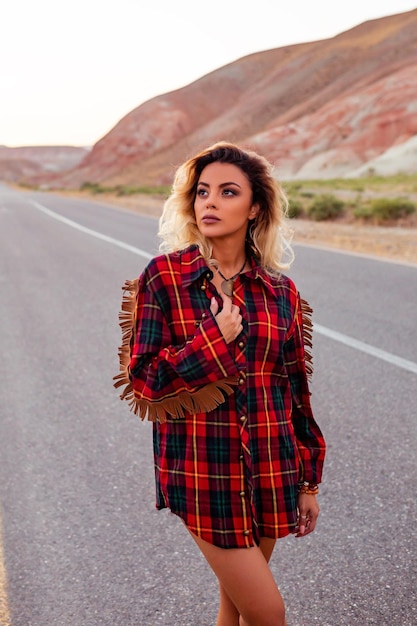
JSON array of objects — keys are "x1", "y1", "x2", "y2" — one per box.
[
  {"x1": 196, "y1": 187, "x2": 208, "y2": 197},
  {"x1": 223, "y1": 188, "x2": 237, "y2": 196}
]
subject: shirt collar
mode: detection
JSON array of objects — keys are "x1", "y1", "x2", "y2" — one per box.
[
  {"x1": 180, "y1": 244, "x2": 282, "y2": 296},
  {"x1": 245, "y1": 255, "x2": 283, "y2": 298},
  {"x1": 180, "y1": 245, "x2": 213, "y2": 287}
]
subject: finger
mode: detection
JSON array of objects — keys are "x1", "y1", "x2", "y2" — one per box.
[
  {"x1": 296, "y1": 510, "x2": 318, "y2": 537},
  {"x1": 218, "y1": 289, "x2": 233, "y2": 308},
  {"x1": 299, "y1": 523, "x2": 314, "y2": 537},
  {"x1": 210, "y1": 297, "x2": 219, "y2": 316},
  {"x1": 229, "y1": 303, "x2": 242, "y2": 322},
  {"x1": 296, "y1": 509, "x2": 311, "y2": 536},
  {"x1": 298, "y1": 514, "x2": 308, "y2": 536},
  {"x1": 306, "y1": 514, "x2": 317, "y2": 534}
]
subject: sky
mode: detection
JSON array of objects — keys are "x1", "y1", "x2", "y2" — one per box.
[{"x1": 2, "y1": 0, "x2": 416, "y2": 147}]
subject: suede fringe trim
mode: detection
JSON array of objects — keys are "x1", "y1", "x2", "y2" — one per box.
[
  {"x1": 300, "y1": 298, "x2": 313, "y2": 382},
  {"x1": 113, "y1": 278, "x2": 238, "y2": 422},
  {"x1": 114, "y1": 376, "x2": 238, "y2": 423},
  {"x1": 113, "y1": 277, "x2": 138, "y2": 410}
]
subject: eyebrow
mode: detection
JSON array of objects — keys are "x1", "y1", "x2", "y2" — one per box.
[{"x1": 197, "y1": 181, "x2": 242, "y2": 189}]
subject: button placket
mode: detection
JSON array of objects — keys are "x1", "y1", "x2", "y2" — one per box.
[
  {"x1": 238, "y1": 476, "x2": 252, "y2": 545},
  {"x1": 235, "y1": 347, "x2": 251, "y2": 545},
  {"x1": 238, "y1": 370, "x2": 246, "y2": 385}
]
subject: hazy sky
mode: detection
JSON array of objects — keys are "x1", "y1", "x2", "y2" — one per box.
[{"x1": 2, "y1": 0, "x2": 416, "y2": 147}]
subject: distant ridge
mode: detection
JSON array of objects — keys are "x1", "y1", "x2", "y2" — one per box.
[{"x1": 0, "y1": 146, "x2": 89, "y2": 182}]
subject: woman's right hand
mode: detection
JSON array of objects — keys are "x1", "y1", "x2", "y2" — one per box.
[{"x1": 210, "y1": 295, "x2": 243, "y2": 344}]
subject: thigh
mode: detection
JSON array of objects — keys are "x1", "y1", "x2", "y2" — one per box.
[
  {"x1": 259, "y1": 536, "x2": 276, "y2": 563},
  {"x1": 190, "y1": 532, "x2": 284, "y2": 625}
]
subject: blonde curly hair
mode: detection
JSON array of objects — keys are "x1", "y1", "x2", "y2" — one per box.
[{"x1": 158, "y1": 141, "x2": 294, "y2": 273}]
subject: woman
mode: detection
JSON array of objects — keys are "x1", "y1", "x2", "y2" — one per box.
[{"x1": 114, "y1": 142, "x2": 326, "y2": 626}]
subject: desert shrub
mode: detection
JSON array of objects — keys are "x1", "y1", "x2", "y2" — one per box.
[
  {"x1": 353, "y1": 205, "x2": 374, "y2": 220},
  {"x1": 80, "y1": 181, "x2": 97, "y2": 192},
  {"x1": 287, "y1": 198, "x2": 304, "y2": 219},
  {"x1": 79, "y1": 182, "x2": 170, "y2": 196},
  {"x1": 283, "y1": 182, "x2": 303, "y2": 194},
  {"x1": 307, "y1": 194, "x2": 345, "y2": 221},
  {"x1": 368, "y1": 197, "x2": 416, "y2": 222},
  {"x1": 115, "y1": 185, "x2": 171, "y2": 196},
  {"x1": 80, "y1": 182, "x2": 111, "y2": 194}
]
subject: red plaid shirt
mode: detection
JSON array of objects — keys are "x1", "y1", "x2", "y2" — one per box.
[{"x1": 128, "y1": 245, "x2": 326, "y2": 548}]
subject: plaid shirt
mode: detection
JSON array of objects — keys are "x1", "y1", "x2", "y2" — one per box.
[{"x1": 128, "y1": 245, "x2": 326, "y2": 548}]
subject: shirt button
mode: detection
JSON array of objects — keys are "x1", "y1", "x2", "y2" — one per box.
[
  {"x1": 238, "y1": 341, "x2": 245, "y2": 349},
  {"x1": 240, "y1": 415, "x2": 246, "y2": 422},
  {"x1": 200, "y1": 284, "x2": 207, "y2": 291},
  {"x1": 202, "y1": 313, "x2": 207, "y2": 319},
  {"x1": 239, "y1": 491, "x2": 245, "y2": 497},
  {"x1": 238, "y1": 378, "x2": 245, "y2": 385},
  {"x1": 239, "y1": 454, "x2": 244, "y2": 460},
  {"x1": 194, "y1": 321, "x2": 200, "y2": 327},
  {"x1": 243, "y1": 530, "x2": 250, "y2": 536}
]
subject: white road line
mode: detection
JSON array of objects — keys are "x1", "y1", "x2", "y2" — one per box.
[
  {"x1": 30, "y1": 199, "x2": 417, "y2": 375},
  {"x1": 315, "y1": 324, "x2": 417, "y2": 375},
  {"x1": 0, "y1": 518, "x2": 11, "y2": 626},
  {"x1": 30, "y1": 200, "x2": 153, "y2": 260},
  {"x1": 0, "y1": 201, "x2": 152, "y2": 626}
]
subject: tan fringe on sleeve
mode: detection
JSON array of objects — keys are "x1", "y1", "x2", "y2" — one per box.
[
  {"x1": 113, "y1": 278, "x2": 238, "y2": 422},
  {"x1": 300, "y1": 298, "x2": 313, "y2": 382},
  {"x1": 113, "y1": 277, "x2": 139, "y2": 404},
  {"x1": 120, "y1": 378, "x2": 239, "y2": 423}
]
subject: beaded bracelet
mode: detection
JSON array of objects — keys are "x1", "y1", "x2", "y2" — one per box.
[{"x1": 298, "y1": 481, "x2": 319, "y2": 495}]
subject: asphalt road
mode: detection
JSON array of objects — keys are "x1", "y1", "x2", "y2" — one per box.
[{"x1": 0, "y1": 184, "x2": 416, "y2": 626}]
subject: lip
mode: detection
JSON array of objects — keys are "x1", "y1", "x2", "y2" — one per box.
[{"x1": 202, "y1": 215, "x2": 220, "y2": 223}]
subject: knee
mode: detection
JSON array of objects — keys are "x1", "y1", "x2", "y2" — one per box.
[{"x1": 243, "y1": 605, "x2": 286, "y2": 626}]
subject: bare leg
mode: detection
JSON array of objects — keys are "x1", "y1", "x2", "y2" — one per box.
[
  {"x1": 217, "y1": 582, "x2": 240, "y2": 626},
  {"x1": 190, "y1": 532, "x2": 286, "y2": 626},
  {"x1": 239, "y1": 539, "x2": 287, "y2": 626}
]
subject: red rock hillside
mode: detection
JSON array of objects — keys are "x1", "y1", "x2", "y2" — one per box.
[{"x1": 36, "y1": 8, "x2": 417, "y2": 187}]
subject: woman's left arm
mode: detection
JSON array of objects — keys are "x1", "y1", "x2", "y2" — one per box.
[{"x1": 283, "y1": 293, "x2": 326, "y2": 486}]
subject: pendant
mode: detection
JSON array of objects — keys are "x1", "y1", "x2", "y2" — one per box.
[{"x1": 221, "y1": 279, "x2": 234, "y2": 297}]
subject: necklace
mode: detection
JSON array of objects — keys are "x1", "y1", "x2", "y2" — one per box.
[{"x1": 216, "y1": 258, "x2": 247, "y2": 297}]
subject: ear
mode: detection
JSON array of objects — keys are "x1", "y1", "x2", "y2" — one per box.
[{"x1": 249, "y1": 202, "x2": 260, "y2": 220}]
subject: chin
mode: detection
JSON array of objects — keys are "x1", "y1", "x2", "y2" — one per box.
[{"x1": 199, "y1": 225, "x2": 223, "y2": 237}]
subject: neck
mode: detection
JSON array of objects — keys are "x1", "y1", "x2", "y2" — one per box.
[
  {"x1": 212, "y1": 252, "x2": 247, "y2": 298},
  {"x1": 211, "y1": 245, "x2": 247, "y2": 276}
]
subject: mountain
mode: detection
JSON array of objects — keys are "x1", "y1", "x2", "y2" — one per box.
[
  {"x1": 28, "y1": 9, "x2": 417, "y2": 187},
  {"x1": 0, "y1": 146, "x2": 89, "y2": 183}
]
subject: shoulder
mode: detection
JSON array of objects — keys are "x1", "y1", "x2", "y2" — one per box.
[
  {"x1": 275, "y1": 272, "x2": 298, "y2": 295},
  {"x1": 273, "y1": 275, "x2": 301, "y2": 327},
  {"x1": 259, "y1": 269, "x2": 299, "y2": 302},
  {"x1": 141, "y1": 246, "x2": 199, "y2": 288},
  {"x1": 144, "y1": 250, "x2": 181, "y2": 274}
]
